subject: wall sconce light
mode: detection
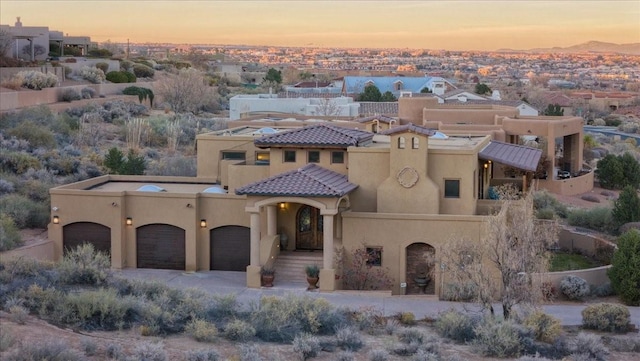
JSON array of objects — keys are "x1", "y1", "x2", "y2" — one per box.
[
  {"x1": 52, "y1": 216, "x2": 60, "y2": 224},
  {"x1": 186, "y1": 203, "x2": 193, "y2": 208},
  {"x1": 52, "y1": 206, "x2": 59, "y2": 211},
  {"x1": 111, "y1": 202, "x2": 118, "y2": 207},
  {"x1": 279, "y1": 202, "x2": 286, "y2": 210},
  {"x1": 483, "y1": 163, "x2": 488, "y2": 169},
  {"x1": 126, "y1": 217, "x2": 133, "y2": 226},
  {"x1": 200, "y1": 219, "x2": 207, "y2": 228}
]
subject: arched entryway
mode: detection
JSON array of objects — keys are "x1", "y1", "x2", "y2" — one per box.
[
  {"x1": 296, "y1": 205, "x2": 323, "y2": 250},
  {"x1": 63, "y1": 222, "x2": 111, "y2": 257},
  {"x1": 136, "y1": 224, "x2": 185, "y2": 270},
  {"x1": 210, "y1": 226, "x2": 250, "y2": 271},
  {"x1": 406, "y1": 242, "x2": 436, "y2": 295}
]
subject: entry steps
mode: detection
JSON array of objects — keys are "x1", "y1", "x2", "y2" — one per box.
[{"x1": 273, "y1": 251, "x2": 323, "y2": 284}]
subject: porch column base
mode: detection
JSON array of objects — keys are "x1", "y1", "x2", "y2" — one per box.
[
  {"x1": 319, "y1": 268, "x2": 336, "y2": 292},
  {"x1": 246, "y1": 265, "x2": 261, "y2": 288}
]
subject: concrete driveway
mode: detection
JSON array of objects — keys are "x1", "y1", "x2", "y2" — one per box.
[{"x1": 115, "y1": 269, "x2": 640, "y2": 327}]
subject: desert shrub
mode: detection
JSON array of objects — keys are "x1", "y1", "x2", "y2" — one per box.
[
  {"x1": 412, "y1": 349, "x2": 440, "y2": 361},
  {"x1": 434, "y1": 308, "x2": 477, "y2": 343},
  {"x1": 63, "y1": 65, "x2": 72, "y2": 75},
  {"x1": 81, "y1": 87, "x2": 96, "y2": 99},
  {"x1": 523, "y1": 311, "x2": 562, "y2": 343},
  {"x1": 581, "y1": 303, "x2": 630, "y2": 332},
  {"x1": 54, "y1": 288, "x2": 135, "y2": 330},
  {"x1": 106, "y1": 343, "x2": 124, "y2": 359},
  {"x1": 146, "y1": 156, "x2": 197, "y2": 176},
  {"x1": 352, "y1": 306, "x2": 385, "y2": 333},
  {"x1": 8, "y1": 305, "x2": 29, "y2": 324},
  {"x1": 389, "y1": 342, "x2": 419, "y2": 356},
  {"x1": 95, "y1": 62, "x2": 109, "y2": 73},
  {"x1": 0, "y1": 214, "x2": 23, "y2": 251},
  {"x1": 185, "y1": 318, "x2": 218, "y2": 342},
  {"x1": 536, "y1": 207, "x2": 556, "y2": 220},
  {"x1": 608, "y1": 230, "x2": 640, "y2": 305},
  {"x1": 7, "y1": 120, "x2": 56, "y2": 149},
  {"x1": 592, "y1": 118, "x2": 606, "y2": 126},
  {"x1": 560, "y1": 275, "x2": 590, "y2": 300},
  {"x1": 0, "y1": 194, "x2": 49, "y2": 228},
  {"x1": 57, "y1": 243, "x2": 110, "y2": 285},
  {"x1": 4, "y1": 339, "x2": 83, "y2": 361},
  {"x1": 133, "y1": 341, "x2": 167, "y2": 361},
  {"x1": 206, "y1": 293, "x2": 239, "y2": 321},
  {"x1": 604, "y1": 334, "x2": 640, "y2": 352},
  {"x1": 292, "y1": 333, "x2": 321, "y2": 360},
  {"x1": 398, "y1": 311, "x2": 416, "y2": 326},
  {"x1": 79, "y1": 66, "x2": 105, "y2": 84},
  {"x1": 516, "y1": 357, "x2": 554, "y2": 361},
  {"x1": 0, "y1": 151, "x2": 42, "y2": 174},
  {"x1": 397, "y1": 327, "x2": 424, "y2": 344},
  {"x1": 80, "y1": 338, "x2": 98, "y2": 356},
  {"x1": 441, "y1": 282, "x2": 477, "y2": 301},
  {"x1": 334, "y1": 351, "x2": 355, "y2": 361},
  {"x1": 0, "y1": 178, "x2": 15, "y2": 195},
  {"x1": 569, "y1": 332, "x2": 608, "y2": 361},
  {"x1": 593, "y1": 283, "x2": 614, "y2": 297},
  {"x1": 61, "y1": 88, "x2": 81, "y2": 102},
  {"x1": 567, "y1": 207, "x2": 614, "y2": 233},
  {"x1": 580, "y1": 194, "x2": 600, "y2": 203},
  {"x1": 239, "y1": 343, "x2": 263, "y2": 361},
  {"x1": 0, "y1": 325, "x2": 16, "y2": 351},
  {"x1": 106, "y1": 70, "x2": 129, "y2": 83},
  {"x1": 335, "y1": 326, "x2": 364, "y2": 351},
  {"x1": 368, "y1": 349, "x2": 390, "y2": 361},
  {"x1": 133, "y1": 63, "x2": 155, "y2": 78},
  {"x1": 384, "y1": 318, "x2": 400, "y2": 335},
  {"x1": 186, "y1": 349, "x2": 221, "y2": 361},
  {"x1": 15, "y1": 70, "x2": 58, "y2": 90},
  {"x1": 473, "y1": 318, "x2": 522, "y2": 358},
  {"x1": 533, "y1": 190, "x2": 569, "y2": 218},
  {"x1": 120, "y1": 59, "x2": 133, "y2": 71},
  {"x1": 223, "y1": 319, "x2": 255, "y2": 341}
]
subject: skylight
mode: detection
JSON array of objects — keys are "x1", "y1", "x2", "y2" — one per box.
[
  {"x1": 136, "y1": 185, "x2": 166, "y2": 192},
  {"x1": 202, "y1": 186, "x2": 227, "y2": 194}
]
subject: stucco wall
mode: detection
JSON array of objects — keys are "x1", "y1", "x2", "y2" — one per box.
[
  {"x1": 536, "y1": 172, "x2": 594, "y2": 196},
  {"x1": 347, "y1": 147, "x2": 390, "y2": 212},
  {"x1": 0, "y1": 239, "x2": 54, "y2": 262},
  {"x1": 196, "y1": 135, "x2": 259, "y2": 179}
]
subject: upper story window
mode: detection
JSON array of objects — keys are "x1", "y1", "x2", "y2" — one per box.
[
  {"x1": 412, "y1": 137, "x2": 419, "y2": 149},
  {"x1": 444, "y1": 179, "x2": 460, "y2": 198},
  {"x1": 308, "y1": 150, "x2": 320, "y2": 163},
  {"x1": 256, "y1": 152, "x2": 270, "y2": 165},
  {"x1": 284, "y1": 150, "x2": 296, "y2": 163},
  {"x1": 394, "y1": 81, "x2": 403, "y2": 91},
  {"x1": 398, "y1": 136, "x2": 406, "y2": 149},
  {"x1": 331, "y1": 151, "x2": 345, "y2": 164},
  {"x1": 222, "y1": 151, "x2": 245, "y2": 160}
]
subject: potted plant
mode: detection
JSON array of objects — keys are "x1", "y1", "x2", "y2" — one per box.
[
  {"x1": 304, "y1": 264, "x2": 320, "y2": 290},
  {"x1": 260, "y1": 265, "x2": 275, "y2": 287}
]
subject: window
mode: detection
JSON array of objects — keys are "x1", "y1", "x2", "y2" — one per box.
[
  {"x1": 256, "y1": 152, "x2": 270, "y2": 165},
  {"x1": 331, "y1": 151, "x2": 344, "y2": 164},
  {"x1": 398, "y1": 136, "x2": 406, "y2": 149},
  {"x1": 308, "y1": 150, "x2": 320, "y2": 163},
  {"x1": 221, "y1": 151, "x2": 245, "y2": 160},
  {"x1": 366, "y1": 247, "x2": 382, "y2": 267},
  {"x1": 444, "y1": 179, "x2": 460, "y2": 198},
  {"x1": 412, "y1": 137, "x2": 419, "y2": 149},
  {"x1": 284, "y1": 150, "x2": 296, "y2": 163}
]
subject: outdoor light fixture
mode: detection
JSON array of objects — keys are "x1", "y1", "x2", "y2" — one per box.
[
  {"x1": 200, "y1": 219, "x2": 207, "y2": 228},
  {"x1": 52, "y1": 216, "x2": 60, "y2": 224},
  {"x1": 186, "y1": 203, "x2": 193, "y2": 208},
  {"x1": 279, "y1": 202, "x2": 286, "y2": 210},
  {"x1": 484, "y1": 163, "x2": 488, "y2": 169},
  {"x1": 126, "y1": 217, "x2": 133, "y2": 226}
]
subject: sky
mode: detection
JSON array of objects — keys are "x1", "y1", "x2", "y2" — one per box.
[{"x1": 1, "y1": 0, "x2": 639, "y2": 50}]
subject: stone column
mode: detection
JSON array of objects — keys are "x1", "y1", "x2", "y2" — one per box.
[
  {"x1": 266, "y1": 205, "x2": 276, "y2": 236},
  {"x1": 250, "y1": 212, "x2": 261, "y2": 266},
  {"x1": 319, "y1": 214, "x2": 336, "y2": 291}
]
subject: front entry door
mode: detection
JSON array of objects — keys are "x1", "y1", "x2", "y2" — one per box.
[{"x1": 296, "y1": 205, "x2": 323, "y2": 250}]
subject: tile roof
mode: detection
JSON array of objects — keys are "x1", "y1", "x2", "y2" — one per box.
[
  {"x1": 235, "y1": 164, "x2": 357, "y2": 197},
  {"x1": 254, "y1": 124, "x2": 373, "y2": 148},
  {"x1": 358, "y1": 102, "x2": 399, "y2": 116},
  {"x1": 380, "y1": 124, "x2": 437, "y2": 137},
  {"x1": 479, "y1": 141, "x2": 542, "y2": 172},
  {"x1": 342, "y1": 76, "x2": 451, "y2": 94},
  {"x1": 356, "y1": 115, "x2": 398, "y2": 124}
]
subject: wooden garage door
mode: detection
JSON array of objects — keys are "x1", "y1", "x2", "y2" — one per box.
[
  {"x1": 63, "y1": 222, "x2": 111, "y2": 256},
  {"x1": 136, "y1": 224, "x2": 185, "y2": 270},
  {"x1": 210, "y1": 226, "x2": 250, "y2": 271}
]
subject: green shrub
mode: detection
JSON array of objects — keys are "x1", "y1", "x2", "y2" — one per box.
[
  {"x1": 560, "y1": 275, "x2": 590, "y2": 300},
  {"x1": 8, "y1": 305, "x2": 29, "y2": 324},
  {"x1": 533, "y1": 190, "x2": 568, "y2": 218},
  {"x1": 7, "y1": 121, "x2": 56, "y2": 149},
  {"x1": 123, "y1": 86, "x2": 154, "y2": 106},
  {"x1": 124, "y1": 71, "x2": 136, "y2": 82},
  {"x1": 612, "y1": 187, "x2": 640, "y2": 231},
  {"x1": 81, "y1": 87, "x2": 96, "y2": 99},
  {"x1": 397, "y1": 327, "x2": 424, "y2": 344},
  {"x1": 0, "y1": 213, "x2": 23, "y2": 251},
  {"x1": 106, "y1": 71, "x2": 129, "y2": 83},
  {"x1": 608, "y1": 230, "x2": 640, "y2": 305},
  {"x1": 582, "y1": 303, "x2": 630, "y2": 332},
  {"x1": 57, "y1": 243, "x2": 111, "y2": 285},
  {"x1": 567, "y1": 207, "x2": 614, "y2": 233},
  {"x1": 335, "y1": 326, "x2": 364, "y2": 351},
  {"x1": 473, "y1": 318, "x2": 522, "y2": 358},
  {"x1": 95, "y1": 62, "x2": 109, "y2": 73},
  {"x1": 435, "y1": 308, "x2": 477, "y2": 343},
  {"x1": 54, "y1": 288, "x2": 135, "y2": 330},
  {"x1": 61, "y1": 88, "x2": 81, "y2": 102},
  {"x1": 523, "y1": 311, "x2": 562, "y2": 343},
  {"x1": 133, "y1": 63, "x2": 155, "y2": 78},
  {"x1": 0, "y1": 194, "x2": 49, "y2": 228},
  {"x1": 604, "y1": 335, "x2": 640, "y2": 352},
  {"x1": 4, "y1": 339, "x2": 84, "y2": 361},
  {"x1": 292, "y1": 333, "x2": 321, "y2": 360},
  {"x1": 536, "y1": 207, "x2": 556, "y2": 220},
  {"x1": 185, "y1": 318, "x2": 218, "y2": 342},
  {"x1": 441, "y1": 282, "x2": 477, "y2": 301},
  {"x1": 569, "y1": 332, "x2": 608, "y2": 361},
  {"x1": 223, "y1": 319, "x2": 255, "y2": 341},
  {"x1": 398, "y1": 311, "x2": 416, "y2": 326},
  {"x1": 0, "y1": 151, "x2": 42, "y2": 174}
]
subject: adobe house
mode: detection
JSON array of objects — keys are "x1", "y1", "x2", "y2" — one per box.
[{"x1": 49, "y1": 122, "x2": 543, "y2": 296}]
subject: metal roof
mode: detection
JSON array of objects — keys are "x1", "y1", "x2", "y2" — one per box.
[
  {"x1": 254, "y1": 124, "x2": 373, "y2": 149},
  {"x1": 235, "y1": 164, "x2": 357, "y2": 198},
  {"x1": 479, "y1": 141, "x2": 542, "y2": 172}
]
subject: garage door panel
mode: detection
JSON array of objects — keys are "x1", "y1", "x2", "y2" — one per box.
[
  {"x1": 63, "y1": 222, "x2": 111, "y2": 256},
  {"x1": 137, "y1": 224, "x2": 185, "y2": 270},
  {"x1": 210, "y1": 226, "x2": 250, "y2": 271}
]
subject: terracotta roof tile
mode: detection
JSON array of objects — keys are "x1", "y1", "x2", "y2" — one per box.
[
  {"x1": 479, "y1": 141, "x2": 542, "y2": 172},
  {"x1": 358, "y1": 102, "x2": 399, "y2": 116},
  {"x1": 254, "y1": 124, "x2": 373, "y2": 148},
  {"x1": 380, "y1": 124, "x2": 436, "y2": 137},
  {"x1": 235, "y1": 164, "x2": 357, "y2": 197},
  {"x1": 356, "y1": 115, "x2": 398, "y2": 124}
]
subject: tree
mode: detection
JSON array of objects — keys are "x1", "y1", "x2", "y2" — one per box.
[
  {"x1": 612, "y1": 186, "x2": 640, "y2": 230},
  {"x1": 21, "y1": 44, "x2": 46, "y2": 58},
  {"x1": 262, "y1": 68, "x2": 282, "y2": 90},
  {"x1": 87, "y1": 48, "x2": 113, "y2": 58},
  {"x1": 543, "y1": 104, "x2": 564, "y2": 116},
  {"x1": 103, "y1": 147, "x2": 146, "y2": 175},
  {"x1": 103, "y1": 147, "x2": 125, "y2": 174},
  {"x1": 380, "y1": 91, "x2": 397, "y2": 102},
  {"x1": 618, "y1": 152, "x2": 640, "y2": 189},
  {"x1": 155, "y1": 68, "x2": 213, "y2": 114},
  {"x1": 357, "y1": 84, "x2": 382, "y2": 102},
  {"x1": 420, "y1": 87, "x2": 432, "y2": 93},
  {"x1": 442, "y1": 192, "x2": 558, "y2": 319},
  {"x1": 315, "y1": 98, "x2": 341, "y2": 117},
  {"x1": 608, "y1": 230, "x2": 640, "y2": 306},
  {"x1": 596, "y1": 153, "x2": 640, "y2": 190},
  {"x1": 474, "y1": 83, "x2": 492, "y2": 95},
  {"x1": 0, "y1": 29, "x2": 15, "y2": 57}
]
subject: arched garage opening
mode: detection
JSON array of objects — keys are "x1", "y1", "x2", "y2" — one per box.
[
  {"x1": 210, "y1": 226, "x2": 250, "y2": 271},
  {"x1": 136, "y1": 224, "x2": 185, "y2": 270},
  {"x1": 63, "y1": 222, "x2": 111, "y2": 257}
]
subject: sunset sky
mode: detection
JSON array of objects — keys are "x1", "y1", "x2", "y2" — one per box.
[{"x1": 1, "y1": 0, "x2": 639, "y2": 50}]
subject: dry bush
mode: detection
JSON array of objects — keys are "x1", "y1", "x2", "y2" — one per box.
[{"x1": 582, "y1": 303, "x2": 630, "y2": 332}]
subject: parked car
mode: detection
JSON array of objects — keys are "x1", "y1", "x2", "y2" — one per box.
[{"x1": 557, "y1": 170, "x2": 571, "y2": 179}]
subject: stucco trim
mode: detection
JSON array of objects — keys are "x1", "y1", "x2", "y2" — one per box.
[{"x1": 247, "y1": 196, "x2": 338, "y2": 215}]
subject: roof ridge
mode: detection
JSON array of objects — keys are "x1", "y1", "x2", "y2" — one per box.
[{"x1": 300, "y1": 164, "x2": 343, "y2": 195}]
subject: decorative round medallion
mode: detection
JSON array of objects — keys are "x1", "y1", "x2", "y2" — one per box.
[{"x1": 396, "y1": 167, "x2": 419, "y2": 188}]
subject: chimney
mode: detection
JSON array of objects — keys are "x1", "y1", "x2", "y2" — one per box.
[{"x1": 15, "y1": 17, "x2": 22, "y2": 27}]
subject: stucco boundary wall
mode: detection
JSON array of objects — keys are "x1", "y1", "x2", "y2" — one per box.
[
  {"x1": 0, "y1": 82, "x2": 152, "y2": 112},
  {"x1": 533, "y1": 265, "x2": 612, "y2": 292},
  {"x1": 536, "y1": 172, "x2": 594, "y2": 196},
  {"x1": 0, "y1": 239, "x2": 54, "y2": 263}
]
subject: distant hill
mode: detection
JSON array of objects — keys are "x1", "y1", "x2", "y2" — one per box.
[{"x1": 497, "y1": 41, "x2": 640, "y2": 55}]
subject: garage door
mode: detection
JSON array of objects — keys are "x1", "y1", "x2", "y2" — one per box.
[
  {"x1": 63, "y1": 222, "x2": 111, "y2": 256},
  {"x1": 210, "y1": 226, "x2": 250, "y2": 271},
  {"x1": 136, "y1": 224, "x2": 185, "y2": 270}
]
